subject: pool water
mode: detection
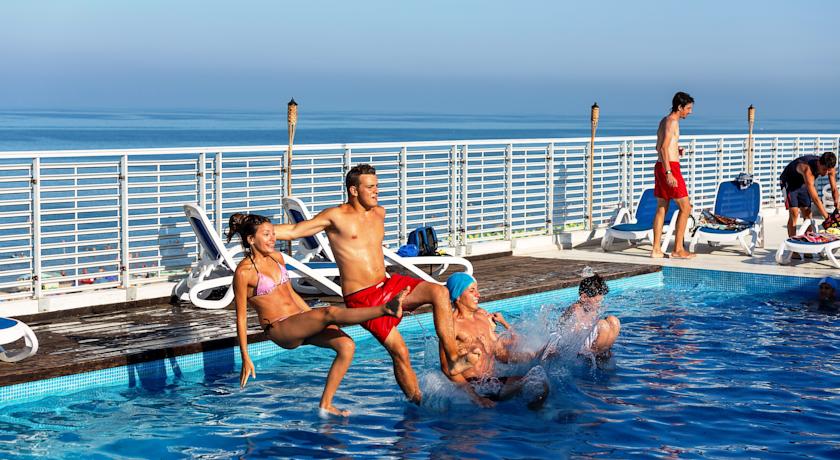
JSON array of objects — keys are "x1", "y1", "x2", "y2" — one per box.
[{"x1": 2, "y1": 275, "x2": 840, "y2": 459}]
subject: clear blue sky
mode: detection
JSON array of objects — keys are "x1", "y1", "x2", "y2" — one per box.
[{"x1": 1, "y1": 0, "x2": 838, "y2": 116}]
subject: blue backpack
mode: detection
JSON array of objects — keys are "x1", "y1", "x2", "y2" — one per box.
[{"x1": 407, "y1": 226, "x2": 438, "y2": 256}]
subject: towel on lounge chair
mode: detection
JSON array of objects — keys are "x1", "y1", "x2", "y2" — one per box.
[
  {"x1": 692, "y1": 210, "x2": 752, "y2": 235},
  {"x1": 790, "y1": 232, "x2": 840, "y2": 244}
]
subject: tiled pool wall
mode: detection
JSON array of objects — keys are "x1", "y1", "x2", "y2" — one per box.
[
  {"x1": 0, "y1": 267, "x2": 819, "y2": 407},
  {"x1": 663, "y1": 267, "x2": 822, "y2": 295}
]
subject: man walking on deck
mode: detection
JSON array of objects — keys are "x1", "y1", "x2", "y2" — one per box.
[
  {"x1": 272, "y1": 164, "x2": 475, "y2": 404},
  {"x1": 780, "y1": 151, "x2": 838, "y2": 236},
  {"x1": 651, "y1": 91, "x2": 695, "y2": 259}
]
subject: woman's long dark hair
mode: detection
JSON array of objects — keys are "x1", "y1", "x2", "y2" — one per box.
[{"x1": 226, "y1": 213, "x2": 271, "y2": 253}]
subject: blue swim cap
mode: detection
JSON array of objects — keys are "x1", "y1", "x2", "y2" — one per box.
[
  {"x1": 820, "y1": 276, "x2": 840, "y2": 292},
  {"x1": 446, "y1": 272, "x2": 476, "y2": 302}
]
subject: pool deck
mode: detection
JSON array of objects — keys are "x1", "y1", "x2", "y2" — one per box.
[{"x1": 0, "y1": 253, "x2": 658, "y2": 387}]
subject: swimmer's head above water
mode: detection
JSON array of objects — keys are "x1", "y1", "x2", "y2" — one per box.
[
  {"x1": 579, "y1": 271, "x2": 609, "y2": 302},
  {"x1": 819, "y1": 276, "x2": 840, "y2": 302},
  {"x1": 446, "y1": 272, "x2": 479, "y2": 310}
]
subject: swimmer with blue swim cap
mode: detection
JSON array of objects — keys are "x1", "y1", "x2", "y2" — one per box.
[
  {"x1": 818, "y1": 276, "x2": 840, "y2": 309},
  {"x1": 441, "y1": 272, "x2": 548, "y2": 409}
]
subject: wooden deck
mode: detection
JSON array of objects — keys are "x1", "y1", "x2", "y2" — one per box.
[{"x1": 1, "y1": 254, "x2": 658, "y2": 387}]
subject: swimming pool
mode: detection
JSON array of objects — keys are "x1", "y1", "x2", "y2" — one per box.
[{"x1": 2, "y1": 268, "x2": 839, "y2": 458}]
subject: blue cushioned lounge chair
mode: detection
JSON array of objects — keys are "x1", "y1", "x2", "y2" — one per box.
[
  {"x1": 0, "y1": 317, "x2": 38, "y2": 362},
  {"x1": 689, "y1": 181, "x2": 763, "y2": 256},
  {"x1": 601, "y1": 189, "x2": 681, "y2": 252}
]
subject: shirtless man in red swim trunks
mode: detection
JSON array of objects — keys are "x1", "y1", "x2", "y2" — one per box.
[
  {"x1": 273, "y1": 164, "x2": 475, "y2": 404},
  {"x1": 652, "y1": 91, "x2": 695, "y2": 259}
]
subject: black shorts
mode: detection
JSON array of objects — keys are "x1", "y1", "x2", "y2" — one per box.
[{"x1": 785, "y1": 185, "x2": 812, "y2": 209}]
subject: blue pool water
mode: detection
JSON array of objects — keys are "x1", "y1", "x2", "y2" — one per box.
[{"x1": 2, "y1": 270, "x2": 840, "y2": 458}]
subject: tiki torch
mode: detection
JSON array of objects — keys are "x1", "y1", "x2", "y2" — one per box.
[
  {"x1": 747, "y1": 104, "x2": 755, "y2": 174},
  {"x1": 588, "y1": 102, "x2": 600, "y2": 230},
  {"x1": 286, "y1": 98, "x2": 298, "y2": 198}
]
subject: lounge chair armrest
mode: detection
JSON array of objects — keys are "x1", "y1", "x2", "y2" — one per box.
[{"x1": 610, "y1": 207, "x2": 631, "y2": 227}]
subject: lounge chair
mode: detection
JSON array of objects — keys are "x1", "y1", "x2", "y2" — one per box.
[
  {"x1": 689, "y1": 181, "x2": 763, "y2": 256},
  {"x1": 282, "y1": 197, "x2": 473, "y2": 287},
  {"x1": 601, "y1": 189, "x2": 682, "y2": 252},
  {"x1": 174, "y1": 203, "x2": 342, "y2": 309},
  {"x1": 0, "y1": 317, "x2": 38, "y2": 362},
  {"x1": 775, "y1": 219, "x2": 840, "y2": 268}
]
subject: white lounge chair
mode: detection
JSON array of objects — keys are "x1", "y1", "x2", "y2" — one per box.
[
  {"x1": 282, "y1": 197, "x2": 473, "y2": 288},
  {"x1": 601, "y1": 189, "x2": 682, "y2": 252},
  {"x1": 775, "y1": 219, "x2": 840, "y2": 268},
  {"x1": 174, "y1": 203, "x2": 343, "y2": 309},
  {"x1": 689, "y1": 181, "x2": 763, "y2": 256},
  {"x1": 0, "y1": 317, "x2": 38, "y2": 362}
]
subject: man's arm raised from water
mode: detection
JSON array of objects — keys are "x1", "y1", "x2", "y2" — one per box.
[{"x1": 273, "y1": 208, "x2": 333, "y2": 240}]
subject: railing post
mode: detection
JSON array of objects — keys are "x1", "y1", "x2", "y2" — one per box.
[
  {"x1": 120, "y1": 154, "x2": 130, "y2": 289},
  {"x1": 772, "y1": 137, "x2": 779, "y2": 207},
  {"x1": 504, "y1": 143, "x2": 513, "y2": 241},
  {"x1": 460, "y1": 145, "x2": 469, "y2": 254},
  {"x1": 215, "y1": 152, "x2": 223, "y2": 236},
  {"x1": 198, "y1": 151, "x2": 207, "y2": 211},
  {"x1": 717, "y1": 138, "x2": 725, "y2": 185},
  {"x1": 546, "y1": 143, "x2": 555, "y2": 236},
  {"x1": 449, "y1": 145, "x2": 459, "y2": 250},
  {"x1": 689, "y1": 138, "x2": 697, "y2": 201},
  {"x1": 342, "y1": 147, "x2": 352, "y2": 202},
  {"x1": 585, "y1": 143, "x2": 592, "y2": 230},
  {"x1": 32, "y1": 157, "x2": 41, "y2": 299},
  {"x1": 815, "y1": 137, "x2": 821, "y2": 154},
  {"x1": 399, "y1": 146, "x2": 408, "y2": 245},
  {"x1": 628, "y1": 140, "x2": 635, "y2": 213}
]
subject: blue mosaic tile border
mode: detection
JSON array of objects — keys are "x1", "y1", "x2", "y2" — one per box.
[
  {"x1": 0, "y1": 271, "x2": 663, "y2": 408},
  {"x1": 662, "y1": 266, "x2": 822, "y2": 295}
]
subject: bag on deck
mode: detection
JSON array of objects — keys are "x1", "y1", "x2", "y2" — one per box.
[{"x1": 407, "y1": 226, "x2": 439, "y2": 256}]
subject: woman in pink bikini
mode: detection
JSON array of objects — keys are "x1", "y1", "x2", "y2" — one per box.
[{"x1": 228, "y1": 213, "x2": 405, "y2": 417}]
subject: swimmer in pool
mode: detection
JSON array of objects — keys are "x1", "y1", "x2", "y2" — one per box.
[
  {"x1": 817, "y1": 276, "x2": 840, "y2": 311},
  {"x1": 440, "y1": 272, "x2": 548, "y2": 409},
  {"x1": 558, "y1": 269, "x2": 621, "y2": 358},
  {"x1": 229, "y1": 213, "x2": 406, "y2": 417}
]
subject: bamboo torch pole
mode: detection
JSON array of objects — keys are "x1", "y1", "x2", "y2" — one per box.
[
  {"x1": 747, "y1": 104, "x2": 755, "y2": 174},
  {"x1": 285, "y1": 98, "x2": 298, "y2": 255},
  {"x1": 286, "y1": 98, "x2": 298, "y2": 197},
  {"x1": 588, "y1": 102, "x2": 600, "y2": 230}
]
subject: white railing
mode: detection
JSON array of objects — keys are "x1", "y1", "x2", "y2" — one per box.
[{"x1": 0, "y1": 133, "x2": 838, "y2": 302}]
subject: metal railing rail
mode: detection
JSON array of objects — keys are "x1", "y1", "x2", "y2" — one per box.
[{"x1": 0, "y1": 133, "x2": 838, "y2": 302}]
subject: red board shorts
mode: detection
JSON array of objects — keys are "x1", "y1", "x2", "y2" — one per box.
[
  {"x1": 654, "y1": 161, "x2": 689, "y2": 200},
  {"x1": 344, "y1": 273, "x2": 423, "y2": 344}
]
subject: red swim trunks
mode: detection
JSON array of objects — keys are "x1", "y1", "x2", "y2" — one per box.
[
  {"x1": 344, "y1": 273, "x2": 422, "y2": 344},
  {"x1": 654, "y1": 161, "x2": 689, "y2": 200}
]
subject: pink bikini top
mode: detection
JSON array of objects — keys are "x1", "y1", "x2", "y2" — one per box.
[{"x1": 250, "y1": 256, "x2": 290, "y2": 297}]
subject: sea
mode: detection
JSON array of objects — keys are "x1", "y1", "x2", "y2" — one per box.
[{"x1": 1, "y1": 109, "x2": 838, "y2": 152}]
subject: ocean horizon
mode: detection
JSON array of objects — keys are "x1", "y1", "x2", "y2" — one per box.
[{"x1": 1, "y1": 109, "x2": 839, "y2": 152}]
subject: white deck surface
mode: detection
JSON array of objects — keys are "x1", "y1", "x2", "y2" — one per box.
[{"x1": 517, "y1": 208, "x2": 838, "y2": 279}]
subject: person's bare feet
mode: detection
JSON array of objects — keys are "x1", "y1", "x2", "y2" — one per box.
[
  {"x1": 670, "y1": 251, "x2": 696, "y2": 259},
  {"x1": 319, "y1": 405, "x2": 351, "y2": 418},
  {"x1": 650, "y1": 249, "x2": 665, "y2": 259},
  {"x1": 448, "y1": 348, "x2": 481, "y2": 376},
  {"x1": 383, "y1": 288, "x2": 409, "y2": 318}
]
